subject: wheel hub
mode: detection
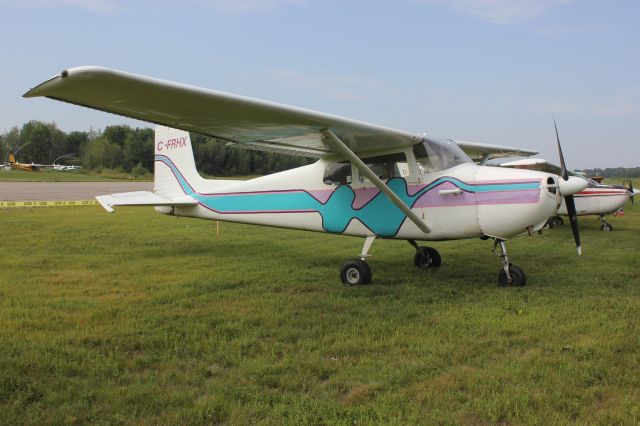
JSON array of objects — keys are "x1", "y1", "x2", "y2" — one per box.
[
  {"x1": 420, "y1": 254, "x2": 432, "y2": 267},
  {"x1": 346, "y1": 268, "x2": 360, "y2": 284}
]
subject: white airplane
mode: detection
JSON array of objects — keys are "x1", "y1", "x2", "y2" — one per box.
[
  {"x1": 502, "y1": 158, "x2": 639, "y2": 231},
  {"x1": 24, "y1": 67, "x2": 588, "y2": 286},
  {"x1": 52, "y1": 164, "x2": 82, "y2": 171}
]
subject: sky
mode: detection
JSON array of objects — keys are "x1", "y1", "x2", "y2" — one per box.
[{"x1": 1, "y1": 0, "x2": 638, "y2": 168}]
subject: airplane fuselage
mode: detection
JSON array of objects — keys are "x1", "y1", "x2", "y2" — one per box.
[
  {"x1": 557, "y1": 184, "x2": 629, "y2": 216},
  {"x1": 157, "y1": 159, "x2": 560, "y2": 242}
]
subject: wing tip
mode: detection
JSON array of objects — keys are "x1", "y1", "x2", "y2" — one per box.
[
  {"x1": 95, "y1": 195, "x2": 115, "y2": 213},
  {"x1": 23, "y1": 66, "x2": 112, "y2": 98}
]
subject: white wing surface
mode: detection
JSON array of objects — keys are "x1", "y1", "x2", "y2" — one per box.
[
  {"x1": 24, "y1": 67, "x2": 422, "y2": 156},
  {"x1": 500, "y1": 158, "x2": 563, "y2": 175},
  {"x1": 455, "y1": 140, "x2": 538, "y2": 162}
]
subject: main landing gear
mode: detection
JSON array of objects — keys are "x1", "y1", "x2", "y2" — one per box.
[
  {"x1": 408, "y1": 240, "x2": 441, "y2": 269},
  {"x1": 339, "y1": 236, "x2": 442, "y2": 285},
  {"x1": 599, "y1": 215, "x2": 613, "y2": 232},
  {"x1": 340, "y1": 236, "x2": 525, "y2": 287},
  {"x1": 340, "y1": 236, "x2": 375, "y2": 285},
  {"x1": 493, "y1": 239, "x2": 526, "y2": 287}
]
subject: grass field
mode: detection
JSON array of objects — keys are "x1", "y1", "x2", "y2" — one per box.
[{"x1": 1, "y1": 203, "x2": 639, "y2": 424}]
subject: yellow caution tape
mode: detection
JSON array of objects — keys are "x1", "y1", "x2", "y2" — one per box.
[{"x1": 0, "y1": 200, "x2": 99, "y2": 209}]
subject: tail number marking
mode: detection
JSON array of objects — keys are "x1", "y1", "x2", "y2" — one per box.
[{"x1": 157, "y1": 137, "x2": 187, "y2": 151}]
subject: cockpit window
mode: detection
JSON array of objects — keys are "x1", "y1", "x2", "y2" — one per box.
[{"x1": 413, "y1": 138, "x2": 472, "y2": 174}]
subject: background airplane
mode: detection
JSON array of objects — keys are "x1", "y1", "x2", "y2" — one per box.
[
  {"x1": 2, "y1": 148, "x2": 82, "y2": 172},
  {"x1": 6, "y1": 152, "x2": 46, "y2": 172},
  {"x1": 52, "y1": 164, "x2": 82, "y2": 171},
  {"x1": 501, "y1": 158, "x2": 639, "y2": 231},
  {"x1": 24, "y1": 66, "x2": 588, "y2": 286}
]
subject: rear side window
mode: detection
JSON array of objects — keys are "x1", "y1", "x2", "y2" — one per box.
[{"x1": 323, "y1": 162, "x2": 352, "y2": 185}]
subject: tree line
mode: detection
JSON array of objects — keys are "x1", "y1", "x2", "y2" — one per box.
[
  {"x1": 3, "y1": 121, "x2": 638, "y2": 178},
  {"x1": 0, "y1": 121, "x2": 311, "y2": 176},
  {"x1": 581, "y1": 167, "x2": 640, "y2": 179}
]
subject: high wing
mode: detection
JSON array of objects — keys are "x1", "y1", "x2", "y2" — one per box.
[
  {"x1": 24, "y1": 66, "x2": 422, "y2": 156},
  {"x1": 26, "y1": 66, "x2": 432, "y2": 232},
  {"x1": 455, "y1": 140, "x2": 538, "y2": 163}
]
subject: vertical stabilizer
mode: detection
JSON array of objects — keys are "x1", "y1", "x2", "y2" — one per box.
[{"x1": 154, "y1": 126, "x2": 206, "y2": 198}]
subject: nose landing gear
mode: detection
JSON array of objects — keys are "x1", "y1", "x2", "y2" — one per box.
[{"x1": 493, "y1": 239, "x2": 526, "y2": 287}]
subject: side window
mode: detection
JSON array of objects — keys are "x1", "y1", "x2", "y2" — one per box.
[
  {"x1": 323, "y1": 162, "x2": 352, "y2": 185},
  {"x1": 358, "y1": 152, "x2": 408, "y2": 183}
]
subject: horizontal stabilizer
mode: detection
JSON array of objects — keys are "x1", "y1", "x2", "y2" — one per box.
[{"x1": 95, "y1": 191, "x2": 198, "y2": 213}]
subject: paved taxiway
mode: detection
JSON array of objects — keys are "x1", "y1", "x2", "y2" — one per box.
[{"x1": 0, "y1": 182, "x2": 153, "y2": 201}]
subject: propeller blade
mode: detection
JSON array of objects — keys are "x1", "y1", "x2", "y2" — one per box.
[
  {"x1": 554, "y1": 117, "x2": 580, "y2": 255},
  {"x1": 554, "y1": 117, "x2": 569, "y2": 181},
  {"x1": 564, "y1": 195, "x2": 581, "y2": 255}
]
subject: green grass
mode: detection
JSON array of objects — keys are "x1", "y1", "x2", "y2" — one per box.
[
  {"x1": 0, "y1": 169, "x2": 152, "y2": 182},
  {"x1": 1, "y1": 203, "x2": 639, "y2": 424}
]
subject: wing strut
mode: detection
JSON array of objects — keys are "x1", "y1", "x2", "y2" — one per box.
[{"x1": 322, "y1": 130, "x2": 430, "y2": 234}]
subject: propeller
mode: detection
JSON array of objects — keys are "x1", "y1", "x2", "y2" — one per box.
[{"x1": 554, "y1": 118, "x2": 581, "y2": 255}]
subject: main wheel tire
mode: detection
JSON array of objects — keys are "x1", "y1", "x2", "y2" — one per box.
[
  {"x1": 414, "y1": 246, "x2": 442, "y2": 269},
  {"x1": 340, "y1": 259, "x2": 372, "y2": 286},
  {"x1": 498, "y1": 264, "x2": 527, "y2": 287},
  {"x1": 601, "y1": 223, "x2": 613, "y2": 232},
  {"x1": 552, "y1": 216, "x2": 564, "y2": 226}
]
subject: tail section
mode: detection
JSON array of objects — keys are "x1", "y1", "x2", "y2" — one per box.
[
  {"x1": 154, "y1": 125, "x2": 207, "y2": 198},
  {"x1": 97, "y1": 125, "x2": 237, "y2": 213}
]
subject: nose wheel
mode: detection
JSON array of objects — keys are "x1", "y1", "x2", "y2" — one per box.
[
  {"x1": 599, "y1": 215, "x2": 613, "y2": 231},
  {"x1": 493, "y1": 239, "x2": 526, "y2": 287},
  {"x1": 498, "y1": 264, "x2": 526, "y2": 287}
]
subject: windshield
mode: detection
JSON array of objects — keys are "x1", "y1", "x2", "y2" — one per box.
[{"x1": 413, "y1": 138, "x2": 472, "y2": 174}]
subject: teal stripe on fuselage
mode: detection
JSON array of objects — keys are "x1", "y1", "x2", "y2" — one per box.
[{"x1": 155, "y1": 156, "x2": 539, "y2": 236}]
